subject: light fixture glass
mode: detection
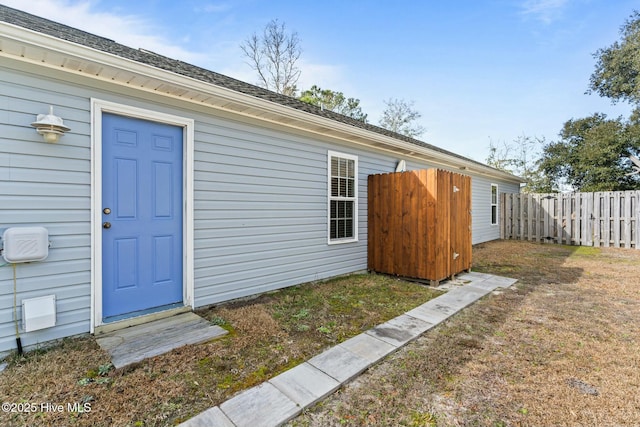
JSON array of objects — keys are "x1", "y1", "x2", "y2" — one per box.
[{"x1": 31, "y1": 106, "x2": 71, "y2": 143}]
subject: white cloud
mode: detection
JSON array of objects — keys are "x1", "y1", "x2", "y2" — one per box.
[
  {"x1": 297, "y1": 61, "x2": 348, "y2": 92},
  {"x1": 520, "y1": 0, "x2": 569, "y2": 24},
  {"x1": 2, "y1": 0, "x2": 208, "y2": 64}
]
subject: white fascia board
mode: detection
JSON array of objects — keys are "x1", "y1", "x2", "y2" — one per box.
[
  {"x1": 1, "y1": 22, "x2": 522, "y2": 184},
  {"x1": 0, "y1": 22, "x2": 253, "y2": 106}
]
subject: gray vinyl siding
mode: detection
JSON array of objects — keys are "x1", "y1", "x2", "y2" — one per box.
[
  {"x1": 471, "y1": 176, "x2": 520, "y2": 244},
  {"x1": 192, "y1": 120, "x2": 365, "y2": 305},
  {"x1": 0, "y1": 60, "x2": 520, "y2": 355},
  {"x1": 0, "y1": 67, "x2": 92, "y2": 353}
]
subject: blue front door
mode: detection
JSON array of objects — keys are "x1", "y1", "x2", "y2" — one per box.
[{"x1": 102, "y1": 113, "x2": 183, "y2": 320}]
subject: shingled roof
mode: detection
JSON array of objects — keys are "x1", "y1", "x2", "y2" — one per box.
[{"x1": 0, "y1": 4, "x2": 511, "y2": 175}]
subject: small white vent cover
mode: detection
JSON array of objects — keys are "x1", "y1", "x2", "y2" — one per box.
[{"x1": 22, "y1": 295, "x2": 56, "y2": 332}]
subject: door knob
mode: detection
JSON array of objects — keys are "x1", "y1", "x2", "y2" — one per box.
[
  {"x1": 103, "y1": 208, "x2": 111, "y2": 215},
  {"x1": 103, "y1": 222, "x2": 111, "y2": 229}
]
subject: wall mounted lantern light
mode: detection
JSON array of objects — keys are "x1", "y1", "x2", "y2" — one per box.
[{"x1": 31, "y1": 106, "x2": 70, "y2": 143}]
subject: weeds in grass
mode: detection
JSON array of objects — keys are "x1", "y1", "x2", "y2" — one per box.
[
  {"x1": 78, "y1": 363, "x2": 113, "y2": 386},
  {"x1": 408, "y1": 410, "x2": 437, "y2": 426},
  {"x1": 292, "y1": 308, "x2": 310, "y2": 319}
]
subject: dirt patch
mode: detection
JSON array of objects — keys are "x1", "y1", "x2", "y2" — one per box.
[{"x1": 288, "y1": 241, "x2": 640, "y2": 426}]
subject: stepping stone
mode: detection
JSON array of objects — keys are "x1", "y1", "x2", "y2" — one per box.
[
  {"x1": 486, "y1": 276, "x2": 518, "y2": 288},
  {"x1": 458, "y1": 271, "x2": 494, "y2": 282},
  {"x1": 180, "y1": 406, "x2": 234, "y2": 427},
  {"x1": 220, "y1": 382, "x2": 299, "y2": 427},
  {"x1": 458, "y1": 272, "x2": 518, "y2": 290},
  {"x1": 406, "y1": 304, "x2": 454, "y2": 325},
  {"x1": 308, "y1": 345, "x2": 371, "y2": 383},
  {"x1": 269, "y1": 362, "x2": 341, "y2": 408},
  {"x1": 339, "y1": 333, "x2": 397, "y2": 363},
  {"x1": 430, "y1": 285, "x2": 489, "y2": 311},
  {"x1": 366, "y1": 314, "x2": 433, "y2": 347}
]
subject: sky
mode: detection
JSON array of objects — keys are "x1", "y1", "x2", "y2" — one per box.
[{"x1": 3, "y1": 0, "x2": 639, "y2": 162}]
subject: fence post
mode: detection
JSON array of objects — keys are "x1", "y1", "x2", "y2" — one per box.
[
  {"x1": 563, "y1": 194, "x2": 569, "y2": 244},
  {"x1": 523, "y1": 194, "x2": 528, "y2": 241},
  {"x1": 500, "y1": 193, "x2": 506, "y2": 239},
  {"x1": 593, "y1": 193, "x2": 601, "y2": 247},
  {"x1": 636, "y1": 191, "x2": 640, "y2": 249},
  {"x1": 532, "y1": 194, "x2": 538, "y2": 242},
  {"x1": 614, "y1": 192, "x2": 621, "y2": 248},
  {"x1": 543, "y1": 194, "x2": 552, "y2": 243},
  {"x1": 514, "y1": 193, "x2": 520, "y2": 239},
  {"x1": 504, "y1": 193, "x2": 512, "y2": 239},
  {"x1": 519, "y1": 193, "x2": 525, "y2": 240},
  {"x1": 556, "y1": 193, "x2": 562, "y2": 245},
  {"x1": 623, "y1": 191, "x2": 632, "y2": 248},
  {"x1": 582, "y1": 193, "x2": 592, "y2": 246}
]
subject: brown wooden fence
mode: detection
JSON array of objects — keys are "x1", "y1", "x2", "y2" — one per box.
[
  {"x1": 368, "y1": 169, "x2": 472, "y2": 285},
  {"x1": 501, "y1": 191, "x2": 640, "y2": 249}
]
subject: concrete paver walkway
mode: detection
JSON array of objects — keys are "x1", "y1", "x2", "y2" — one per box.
[{"x1": 179, "y1": 272, "x2": 517, "y2": 427}]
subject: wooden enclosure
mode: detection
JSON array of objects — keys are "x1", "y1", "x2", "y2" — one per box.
[{"x1": 367, "y1": 169, "x2": 472, "y2": 285}]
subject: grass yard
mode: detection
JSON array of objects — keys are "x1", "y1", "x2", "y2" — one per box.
[
  {"x1": 2, "y1": 240, "x2": 638, "y2": 427},
  {"x1": 0, "y1": 273, "x2": 441, "y2": 427},
  {"x1": 288, "y1": 241, "x2": 640, "y2": 427}
]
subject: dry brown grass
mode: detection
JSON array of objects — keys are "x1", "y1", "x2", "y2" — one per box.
[
  {"x1": 3, "y1": 241, "x2": 639, "y2": 427},
  {"x1": 0, "y1": 273, "x2": 440, "y2": 427},
  {"x1": 289, "y1": 241, "x2": 640, "y2": 427}
]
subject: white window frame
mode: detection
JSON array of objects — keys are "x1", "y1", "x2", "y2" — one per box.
[
  {"x1": 327, "y1": 150, "x2": 358, "y2": 244},
  {"x1": 491, "y1": 183, "x2": 499, "y2": 226}
]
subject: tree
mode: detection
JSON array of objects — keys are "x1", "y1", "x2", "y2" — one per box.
[
  {"x1": 485, "y1": 135, "x2": 553, "y2": 193},
  {"x1": 378, "y1": 98, "x2": 426, "y2": 138},
  {"x1": 589, "y1": 11, "x2": 640, "y2": 105},
  {"x1": 540, "y1": 10, "x2": 640, "y2": 192},
  {"x1": 538, "y1": 113, "x2": 640, "y2": 191},
  {"x1": 299, "y1": 85, "x2": 368, "y2": 122},
  {"x1": 486, "y1": 139, "x2": 521, "y2": 172},
  {"x1": 240, "y1": 19, "x2": 301, "y2": 96}
]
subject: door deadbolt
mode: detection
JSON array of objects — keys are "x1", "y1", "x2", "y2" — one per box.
[
  {"x1": 103, "y1": 208, "x2": 111, "y2": 215},
  {"x1": 103, "y1": 222, "x2": 111, "y2": 229}
]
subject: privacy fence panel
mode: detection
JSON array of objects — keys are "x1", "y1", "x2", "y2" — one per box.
[{"x1": 501, "y1": 191, "x2": 640, "y2": 249}]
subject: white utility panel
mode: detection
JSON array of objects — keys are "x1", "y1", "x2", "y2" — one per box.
[{"x1": 2, "y1": 227, "x2": 49, "y2": 263}]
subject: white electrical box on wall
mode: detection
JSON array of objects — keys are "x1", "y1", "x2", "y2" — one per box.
[{"x1": 2, "y1": 227, "x2": 49, "y2": 263}]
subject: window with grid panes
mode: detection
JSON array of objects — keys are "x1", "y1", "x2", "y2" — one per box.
[
  {"x1": 491, "y1": 184, "x2": 498, "y2": 225},
  {"x1": 328, "y1": 151, "x2": 358, "y2": 243}
]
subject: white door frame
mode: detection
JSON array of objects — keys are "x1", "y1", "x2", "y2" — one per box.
[{"x1": 90, "y1": 99, "x2": 195, "y2": 332}]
